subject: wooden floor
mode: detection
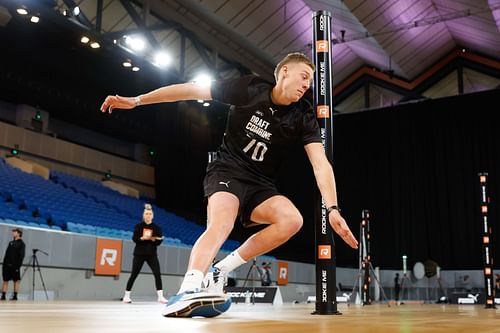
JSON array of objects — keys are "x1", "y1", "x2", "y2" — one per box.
[{"x1": 0, "y1": 301, "x2": 499, "y2": 333}]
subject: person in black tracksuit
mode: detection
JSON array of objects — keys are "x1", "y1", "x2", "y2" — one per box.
[
  {"x1": 2, "y1": 228, "x2": 25, "y2": 301},
  {"x1": 122, "y1": 204, "x2": 167, "y2": 304}
]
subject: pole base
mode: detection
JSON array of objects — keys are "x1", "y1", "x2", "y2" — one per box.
[{"x1": 311, "y1": 310, "x2": 342, "y2": 315}]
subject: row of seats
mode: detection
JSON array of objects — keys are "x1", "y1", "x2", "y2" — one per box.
[{"x1": 0, "y1": 159, "x2": 240, "y2": 251}]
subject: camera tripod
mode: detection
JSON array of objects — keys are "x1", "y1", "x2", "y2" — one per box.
[
  {"x1": 350, "y1": 258, "x2": 390, "y2": 306},
  {"x1": 21, "y1": 249, "x2": 49, "y2": 300},
  {"x1": 242, "y1": 258, "x2": 260, "y2": 305}
]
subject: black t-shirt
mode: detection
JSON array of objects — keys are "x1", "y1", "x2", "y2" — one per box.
[
  {"x1": 3, "y1": 239, "x2": 25, "y2": 267},
  {"x1": 132, "y1": 222, "x2": 163, "y2": 256},
  {"x1": 210, "y1": 75, "x2": 321, "y2": 182}
]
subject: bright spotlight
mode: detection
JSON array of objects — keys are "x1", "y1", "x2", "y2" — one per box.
[
  {"x1": 203, "y1": 102, "x2": 210, "y2": 107},
  {"x1": 90, "y1": 42, "x2": 100, "y2": 49},
  {"x1": 17, "y1": 8, "x2": 28, "y2": 15},
  {"x1": 73, "y1": 6, "x2": 80, "y2": 16},
  {"x1": 132, "y1": 66, "x2": 140, "y2": 72},
  {"x1": 80, "y1": 36, "x2": 90, "y2": 44},
  {"x1": 125, "y1": 35, "x2": 146, "y2": 52},
  {"x1": 193, "y1": 73, "x2": 213, "y2": 87},
  {"x1": 30, "y1": 16, "x2": 39, "y2": 23},
  {"x1": 122, "y1": 61, "x2": 132, "y2": 68},
  {"x1": 153, "y1": 51, "x2": 171, "y2": 67}
]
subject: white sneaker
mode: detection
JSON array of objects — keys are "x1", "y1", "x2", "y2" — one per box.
[
  {"x1": 158, "y1": 296, "x2": 168, "y2": 304},
  {"x1": 203, "y1": 267, "x2": 226, "y2": 294},
  {"x1": 161, "y1": 289, "x2": 231, "y2": 318},
  {"x1": 122, "y1": 295, "x2": 132, "y2": 303}
]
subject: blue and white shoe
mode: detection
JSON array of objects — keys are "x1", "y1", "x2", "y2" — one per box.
[
  {"x1": 161, "y1": 289, "x2": 231, "y2": 318},
  {"x1": 203, "y1": 267, "x2": 226, "y2": 294}
]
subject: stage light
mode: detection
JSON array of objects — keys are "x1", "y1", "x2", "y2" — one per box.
[
  {"x1": 122, "y1": 61, "x2": 132, "y2": 67},
  {"x1": 30, "y1": 16, "x2": 39, "y2": 23},
  {"x1": 90, "y1": 42, "x2": 100, "y2": 49},
  {"x1": 197, "y1": 100, "x2": 204, "y2": 103},
  {"x1": 125, "y1": 35, "x2": 145, "y2": 52},
  {"x1": 17, "y1": 7, "x2": 28, "y2": 15},
  {"x1": 153, "y1": 51, "x2": 171, "y2": 68},
  {"x1": 193, "y1": 73, "x2": 212, "y2": 87},
  {"x1": 80, "y1": 36, "x2": 90, "y2": 44},
  {"x1": 203, "y1": 102, "x2": 210, "y2": 107},
  {"x1": 72, "y1": 6, "x2": 80, "y2": 16},
  {"x1": 132, "y1": 66, "x2": 140, "y2": 72}
]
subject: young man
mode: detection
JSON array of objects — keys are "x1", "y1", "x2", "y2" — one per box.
[
  {"x1": 1, "y1": 228, "x2": 26, "y2": 301},
  {"x1": 101, "y1": 52, "x2": 358, "y2": 317}
]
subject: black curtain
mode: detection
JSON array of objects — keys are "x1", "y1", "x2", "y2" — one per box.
[
  {"x1": 332, "y1": 89, "x2": 500, "y2": 269},
  {"x1": 154, "y1": 89, "x2": 500, "y2": 269}
]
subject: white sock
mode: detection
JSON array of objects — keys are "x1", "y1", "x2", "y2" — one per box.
[
  {"x1": 214, "y1": 250, "x2": 247, "y2": 274},
  {"x1": 178, "y1": 269, "x2": 204, "y2": 294},
  {"x1": 124, "y1": 290, "x2": 131, "y2": 297},
  {"x1": 157, "y1": 290, "x2": 164, "y2": 297}
]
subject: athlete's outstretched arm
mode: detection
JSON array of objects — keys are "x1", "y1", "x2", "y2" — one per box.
[
  {"x1": 304, "y1": 142, "x2": 358, "y2": 249},
  {"x1": 100, "y1": 82, "x2": 212, "y2": 114}
]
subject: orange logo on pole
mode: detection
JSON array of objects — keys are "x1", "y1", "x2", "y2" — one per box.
[
  {"x1": 95, "y1": 238, "x2": 122, "y2": 276},
  {"x1": 318, "y1": 245, "x2": 331, "y2": 259},
  {"x1": 317, "y1": 105, "x2": 330, "y2": 118},
  {"x1": 277, "y1": 261, "x2": 289, "y2": 285},
  {"x1": 316, "y1": 40, "x2": 329, "y2": 53}
]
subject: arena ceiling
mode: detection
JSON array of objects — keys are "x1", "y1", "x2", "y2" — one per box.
[{"x1": 2, "y1": 0, "x2": 500, "y2": 113}]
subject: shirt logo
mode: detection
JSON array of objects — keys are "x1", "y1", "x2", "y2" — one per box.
[
  {"x1": 256, "y1": 110, "x2": 264, "y2": 117},
  {"x1": 219, "y1": 181, "x2": 230, "y2": 188},
  {"x1": 269, "y1": 107, "x2": 277, "y2": 116}
]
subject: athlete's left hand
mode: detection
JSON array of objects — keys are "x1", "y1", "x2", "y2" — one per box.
[{"x1": 329, "y1": 210, "x2": 358, "y2": 249}]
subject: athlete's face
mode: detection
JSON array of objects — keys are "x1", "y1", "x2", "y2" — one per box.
[
  {"x1": 143, "y1": 210, "x2": 154, "y2": 224},
  {"x1": 281, "y1": 62, "x2": 313, "y2": 102}
]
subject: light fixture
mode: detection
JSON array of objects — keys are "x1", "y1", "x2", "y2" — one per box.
[
  {"x1": 153, "y1": 51, "x2": 171, "y2": 67},
  {"x1": 203, "y1": 102, "x2": 210, "y2": 107},
  {"x1": 132, "y1": 66, "x2": 140, "y2": 72},
  {"x1": 80, "y1": 36, "x2": 90, "y2": 44},
  {"x1": 193, "y1": 73, "x2": 213, "y2": 87},
  {"x1": 122, "y1": 61, "x2": 132, "y2": 67},
  {"x1": 17, "y1": 7, "x2": 28, "y2": 15},
  {"x1": 72, "y1": 6, "x2": 80, "y2": 16},
  {"x1": 197, "y1": 100, "x2": 204, "y2": 103},
  {"x1": 30, "y1": 16, "x2": 40, "y2": 23},
  {"x1": 124, "y1": 35, "x2": 146, "y2": 52},
  {"x1": 90, "y1": 42, "x2": 100, "y2": 49}
]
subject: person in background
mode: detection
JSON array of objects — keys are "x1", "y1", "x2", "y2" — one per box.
[
  {"x1": 122, "y1": 204, "x2": 167, "y2": 304},
  {"x1": 1, "y1": 228, "x2": 25, "y2": 301},
  {"x1": 394, "y1": 273, "x2": 401, "y2": 305},
  {"x1": 258, "y1": 262, "x2": 272, "y2": 286}
]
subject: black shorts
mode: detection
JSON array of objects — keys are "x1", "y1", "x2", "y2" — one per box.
[
  {"x1": 2, "y1": 264, "x2": 21, "y2": 281},
  {"x1": 203, "y1": 165, "x2": 280, "y2": 227}
]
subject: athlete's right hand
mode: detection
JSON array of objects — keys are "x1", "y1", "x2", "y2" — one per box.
[{"x1": 100, "y1": 95, "x2": 135, "y2": 114}]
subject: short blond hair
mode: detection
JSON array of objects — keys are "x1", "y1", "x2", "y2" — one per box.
[{"x1": 274, "y1": 52, "x2": 315, "y2": 81}]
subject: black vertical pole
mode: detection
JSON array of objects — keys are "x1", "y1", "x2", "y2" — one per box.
[
  {"x1": 478, "y1": 173, "x2": 496, "y2": 308},
  {"x1": 312, "y1": 10, "x2": 339, "y2": 315},
  {"x1": 361, "y1": 210, "x2": 371, "y2": 305}
]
